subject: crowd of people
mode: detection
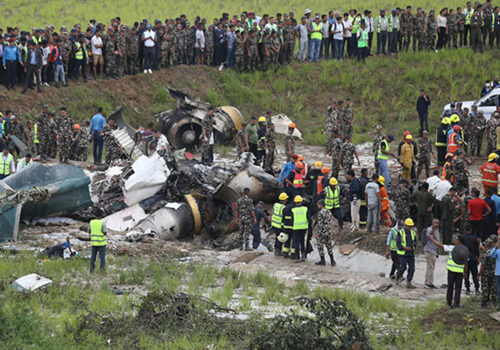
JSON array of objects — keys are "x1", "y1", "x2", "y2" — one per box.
[{"x1": 2, "y1": 1, "x2": 500, "y2": 91}]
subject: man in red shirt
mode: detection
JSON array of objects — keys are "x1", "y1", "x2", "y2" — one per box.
[
  {"x1": 467, "y1": 187, "x2": 492, "y2": 239},
  {"x1": 479, "y1": 153, "x2": 500, "y2": 195}
]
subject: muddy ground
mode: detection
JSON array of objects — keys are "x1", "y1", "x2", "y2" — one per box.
[{"x1": 2, "y1": 142, "x2": 488, "y2": 304}]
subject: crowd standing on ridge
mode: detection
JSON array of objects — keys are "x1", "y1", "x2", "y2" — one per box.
[{"x1": 1, "y1": 2, "x2": 500, "y2": 92}]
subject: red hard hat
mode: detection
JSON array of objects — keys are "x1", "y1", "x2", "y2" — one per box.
[{"x1": 453, "y1": 125, "x2": 461, "y2": 131}]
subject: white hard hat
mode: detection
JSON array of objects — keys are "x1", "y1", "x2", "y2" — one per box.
[{"x1": 305, "y1": 8, "x2": 312, "y2": 14}]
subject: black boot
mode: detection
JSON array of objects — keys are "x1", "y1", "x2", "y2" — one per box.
[
  {"x1": 315, "y1": 257, "x2": 326, "y2": 265},
  {"x1": 329, "y1": 254, "x2": 336, "y2": 266}
]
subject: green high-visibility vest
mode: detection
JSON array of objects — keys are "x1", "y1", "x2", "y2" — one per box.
[
  {"x1": 389, "y1": 228, "x2": 398, "y2": 251},
  {"x1": 0, "y1": 153, "x2": 14, "y2": 175},
  {"x1": 74, "y1": 42, "x2": 84, "y2": 60},
  {"x1": 324, "y1": 186, "x2": 340, "y2": 210},
  {"x1": 21, "y1": 158, "x2": 33, "y2": 167},
  {"x1": 0, "y1": 120, "x2": 5, "y2": 136},
  {"x1": 271, "y1": 203, "x2": 285, "y2": 228},
  {"x1": 90, "y1": 219, "x2": 107, "y2": 246},
  {"x1": 397, "y1": 229, "x2": 416, "y2": 255},
  {"x1": 292, "y1": 206, "x2": 308, "y2": 230},
  {"x1": 446, "y1": 252, "x2": 464, "y2": 273},
  {"x1": 311, "y1": 22, "x2": 323, "y2": 40},
  {"x1": 465, "y1": 9, "x2": 473, "y2": 25},
  {"x1": 352, "y1": 17, "x2": 361, "y2": 33},
  {"x1": 377, "y1": 139, "x2": 389, "y2": 160},
  {"x1": 34, "y1": 123, "x2": 39, "y2": 144},
  {"x1": 357, "y1": 30, "x2": 368, "y2": 47},
  {"x1": 376, "y1": 16, "x2": 388, "y2": 33}
]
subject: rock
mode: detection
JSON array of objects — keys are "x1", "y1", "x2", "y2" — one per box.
[
  {"x1": 339, "y1": 244, "x2": 356, "y2": 255},
  {"x1": 379, "y1": 272, "x2": 386, "y2": 277},
  {"x1": 490, "y1": 312, "x2": 500, "y2": 322}
]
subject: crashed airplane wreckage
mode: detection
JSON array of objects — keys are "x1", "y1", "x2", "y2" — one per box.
[
  {"x1": 1, "y1": 87, "x2": 302, "y2": 242},
  {"x1": 0, "y1": 152, "x2": 281, "y2": 243}
]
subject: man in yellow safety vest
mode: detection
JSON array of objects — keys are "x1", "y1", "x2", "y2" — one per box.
[
  {"x1": 291, "y1": 195, "x2": 310, "y2": 262},
  {"x1": 0, "y1": 148, "x2": 15, "y2": 179},
  {"x1": 89, "y1": 219, "x2": 107, "y2": 272},
  {"x1": 396, "y1": 218, "x2": 417, "y2": 289},
  {"x1": 272, "y1": 192, "x2": 288, "y2": 255}
]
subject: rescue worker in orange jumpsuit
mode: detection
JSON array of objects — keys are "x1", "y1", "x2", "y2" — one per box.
[
  {"x1": 379, "y1": 175, "x2": 392, "y2": 227},
  {"x1": 479, "y1": 153, "x2": 500, "y2": 195}
]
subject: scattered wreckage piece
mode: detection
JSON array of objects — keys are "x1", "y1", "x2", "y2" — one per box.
[
  {"x1": 0, "y1": 181, "x2": 22, "y2": 242},
  {"x1": 271, "y1": 114, "x2": 303, "y2": 140},
  {"x1": 11, "y1": 273, "x2": 53, "y2": 292},
  {"x1": 156, "y1": 88, "x2": 244, "y2": 151}
]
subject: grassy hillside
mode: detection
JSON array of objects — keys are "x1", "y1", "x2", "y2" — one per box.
[
  {"x1": 5, "y1": 0, "x2": 468, "y2": 29},
  {"x1": 2, "y1": 49, "x2": 499, "y2": 145}
]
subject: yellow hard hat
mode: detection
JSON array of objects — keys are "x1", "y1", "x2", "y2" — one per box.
[
  {"x1": 258, "y1": 116, "x2": 266, "y2": 123},
  {"x1": 406, "y1": 134, "x2": 412, "y2": 140},
  {"x1": 314, "y1": 161, "x2": 323, "y2": 168},
  {"x1": 442, "y1": 117, "x2": 450, "y2": 125},
  {"x1": 329, "y1": 177, "x2": 338, "y2": 185},
  {"x1": 294, "y1": 195, "x2": 303, "y2": 203},
  {"x1": 279, "y1": 192, "x2": 289, "y2": 201},
  {"x1": 450, "y1": 114, "x2": 460, "y2": 123},
  {"x1": 378, "y1": 175, "x2": 385, "y2": 185},
  {"x1": 488, "y1": 153, "x2": 499, "y2": 161},
  {"x1": 404, "y1": 218, "x2": 414, "y2": 226}
]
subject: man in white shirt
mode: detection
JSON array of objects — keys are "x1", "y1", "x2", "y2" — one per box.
[
  {"x1": 296, "y1": 17, "x2": 309, "y2": 61},
  {"x1": 142, "y1": 24, "x2": 157, "y2": 74},
  {"x1": 342, "y1": 13, "x2": 353, "y2": 57},
  {"x1": 16, "y1": 153, "x2": 33, "y2": 172},
  {"x1": 195, "y1": 24, "x2": 205, "y2": 65},
  {"x1": 91, "y1": 29, "x2": 104, "y2": 79},
  {"x1": 365, "y1": 174, "x2": 381, "y2": 234},
  {"x1": 434, "y1": 175, "x2": 452, "y2": 201},
  {"x1": 364, "y1": 10, "x2": 374, "y2": 55},
  {"x1": 426, "y1": 170, "x2": 442, "y2": 193},
  {"x1": 331, "y1": 16, "x2": 345, "y2": 60},
  {"x1": 155, "y1": 131, "x2": 169, "y2": 154}
]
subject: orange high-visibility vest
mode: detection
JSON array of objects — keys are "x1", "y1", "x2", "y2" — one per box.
[{"x1": 447, "y1": 132, "x2": 459, "y2": 153}]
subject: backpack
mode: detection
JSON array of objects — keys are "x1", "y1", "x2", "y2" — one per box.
[{"x1": 420, "y1": 228, "x2": 428, "y2": 246}]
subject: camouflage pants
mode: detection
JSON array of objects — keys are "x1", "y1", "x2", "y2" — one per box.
[
  {"x1": 331, "y1": 159, "x2": 340, "y2": 179},
  {"x1": 316, "y1": 233, "x2": 333, "y2": 258},
  {"x1": 325, "y1": 138, "x2": 333, "y2": 156},
  {"x1": 284, "y1": 41, "x2": 294, "y2": 64},
  {"x1": 414, "y1": 33, "x2": 426, "y2": 51},
  {"x1": 201, "y1": 142, "x2": 213, "y2": 165},
  {"x1": 205, "y1": 47, "x2": 213, "y2": 66},
  {"x1": 59, "y1": 137, "x2": 71, "y2": 162},
  {"x1": 486, "y1": 138, "x2": 496, "y2": 156},
  {"x1": 78, "y1": 146, "x2": 89, "y2": 161},
  {"x1": 271, "y1": 53, "x2": 279, "y2": 68},
  {"x1": 263, "y1": 53, "x2": 271, "y2": 71},
  {"x1": 116, "y1": 57, "x2": 126, "y2": 77},
  {"x1": 426, "y1": 34, "x2": 436, "y2": 50},
  {"x1": 395, "y1": 208, "x2": 410, "y2": 221},
  {"x1": 160, "y1": 48, "x2": 171, "y2": 67},
  {"x1": 342, "y1": 161, "x2": 353, "y2": 174},
  {"x1": 238, "y1": 218, "x2": 252, "y2": 249},
  {"x1": 247, "y1": 51, "x2": 258, "y2": 71},
  {"x1": 264, "y1": 150, "x2": 274, "y2": 172},
  {"x1": 47, "y1": 138, "x2": 57, "y2": 158},
  {"x1": 402, "y1": 30, "x2": 412, "y2": 51},
  {"x1": 105, "y1": 56, "x2": 117, "y2": 77},
  {"x1": 234, "y1": 54, "x2": 244, "y2": 73},
  {"x1": 448, "y1": 31, "x2": 458, "y2": 48},
  {"x1": 454, "y1": 175, "x2": 469, "y2": 196},
  {"x1": 416, "y1": 158, "x2": 431, "y2": 179},
  {"x1": 481, "y1": 275, "x2": 497, "y2": 304},
  {"x1": 128, "y1": 54, "x2": 138, "y2": 74},
  {"x1": 471, "y1": 132, "x2": 483, "y2": 156},
  {"x1": 105, "y1": 145, "x2": 120, "y2": 165},
  {"x1": 173, "y1": 48, "x2": 184, "y2": 65},
  {"x1": 343, "y1": 126, "x2": 353, "y2": 140}
]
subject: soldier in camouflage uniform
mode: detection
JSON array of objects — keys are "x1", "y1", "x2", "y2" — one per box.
[
  {"x1": 314, "y1": 200, "x2": 336, "y2": 266},
  {"x1": 234, "y1": 188, "x2": 256, "y2": 250},
  {"x1": 401, "y1": 7, "x2": 414, "y2": 52},
  {"x1": 77, "y1": 121, "x2": 90, "y2": 161},
  {"x1": 9, "y1": 117, "x2": 27, "y2": 156},
  {"x1": 262, "y1": 30, "x2": 272, "y2": 71},
  {"x1": 116, "y1": 30, "x2": 127, "y2": 77},
  {"x1": 101, "y1": 119, "x2": 121, "y2": 165},
  {"x1": 451, "y1": 149, "x2": 469, "y2": 195},
  {"x1": 184, "y1": 24, "x2": 194, "y2": 64},
  {"x1": 105, "y1": 35, "x2": 118, "y2": 78},
  {"x1": 416, "y1": 131, "x2": 434, "y2": 178},
  {"x1": 341, "y1": 100, "x2": 354, "y2": 140},
  {"x1": 284, "y1": 125, "x2": 295, "y2": 162},
  {"x1": 270, "y1": 30, "x2": 281, "y2": 70},
  {"x1": 373, "y1": 125, "x2": 384, "y2": 173},
  {"x1": 392, "y1": 179, "x2": 411, "y2": 220},
  {"x1": 486, "y1": 112, "x2": 499, "y2": 155},
  {"x1": 480, "y1": 235, "x2": 498, "y2": 307},
  {"x1": 282, "y1": 18, "x2": 296, "y2": 64},
  {"x1": 330, "y1": 130, "x2": 343, "y2": 179},
  {"x1": 41, "y1": 112, "x2": 58, "y2": 159},
  {"x1": 173, "y1": 24, "x2": 185, "y2": 65},
  {"x1": 325, "y1": 101, "x2": 338, "y2": 156},
  {"x1": 160, "y1": 25, "x2": 174, "y2": 68},
  {"x1": 461, "y1": 108, "x2": 471, "y2": 154},
  {"x1": 246, "y1": 30, "x2": 259, "y2": 72},
  {"x1": 61, "y1": 33, "x2": 72, "y2": 76},
  {"x1": 471, "y1": 110, "x2": 486, "y2": 156},
  {"x1": 447, "y1": 9, "x2": 459, "y2": 49},
  {"x1": 339, "y1": 138, "x2": 360, "y2": 175},
  {"x1": 127, "y1": 28, "x2": 139, "y2": 74},
  {"x1": 413, "y1": 8, "x2": 427, "y2": 51},
  {"x1": 204, "y1": 25, "x2": 214, "y2": 66},
  {"x1": 426, "y1": 11, "x2": 437, "y2": 50},
  {"x1": 264, "y1": 123, "x2": 276, "y2": 173},
  {"x1": 201, "y1": 108, "x2": 216, "y2": 165},
  {"x1": 236, "y1": 122, "x2": 247, "y2": 158},
  {"x1": 55, "y1": 107, "x2": 74, "y2": 163},
  {"x1": 234, "y1": 30, "x2": 245, "y2": 73},
  {"x1": 457, "y1": 7, "x2": 466, "y2": 47}
]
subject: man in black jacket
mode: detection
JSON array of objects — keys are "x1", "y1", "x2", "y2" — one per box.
[
  {"x1": 22, "y1": 40, "x2": 42, "y2": 94},
  {"x1": 416, "y1": 89, "x2": 431, "y2": 137}
]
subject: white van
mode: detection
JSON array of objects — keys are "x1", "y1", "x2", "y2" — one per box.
[{"x1": 443, "y1": 88, "x2": 500, "y2": 120}]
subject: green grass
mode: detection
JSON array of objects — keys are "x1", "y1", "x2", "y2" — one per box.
[
  {"x1": 4, "y1": 0, "x2": 470, "y2": 29},
  {"x1": 1, "y1": 251, "x2": 499, "y2": 349}
]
